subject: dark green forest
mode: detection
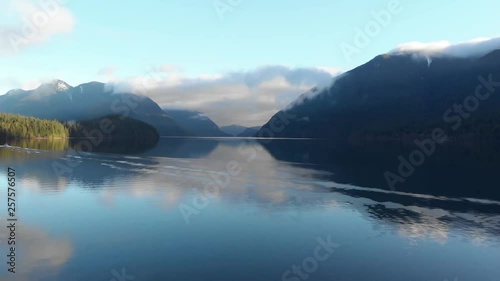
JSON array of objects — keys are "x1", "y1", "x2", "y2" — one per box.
[
  {"x1": 0, "y1": 113, "x2": 159, "y2": 146},
  {"x1": 0, "y1": 113, "x2": 69, "y2": 139},
  {"x1": 65, "y1": 115, "x2": 159, "y2": 142}
]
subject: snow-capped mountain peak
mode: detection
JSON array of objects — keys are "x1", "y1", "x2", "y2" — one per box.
[{"x1": 51, "y1": 79, "x2": 72, "y2": 91}]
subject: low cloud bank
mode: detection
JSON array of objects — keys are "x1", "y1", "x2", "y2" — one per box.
[
  {"x1": 390, "y1": 37, "x2": 500, "y2": 58},
  {"x1": 107, "y1": 65, "x2": 342, "y2": 127}
]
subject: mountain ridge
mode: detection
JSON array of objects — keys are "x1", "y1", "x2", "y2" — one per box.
[
  {"x1": 162, "y1": 108, "x2": 230, "y2": 137},
  {"x1": 0, "y1": 81, "x2": 187, "y2": 136},
  {"x1": 257, "y1": 48, "x2": 500, "y2": 142}
]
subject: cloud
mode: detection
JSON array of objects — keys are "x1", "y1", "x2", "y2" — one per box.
[
  {"x1": 189, "y1": 113, "x2": 209, "y2": 120},
  {"x1": 0, "y1": 77, "x2": 42, "y2": 95},
  {"x1": 106, "y1": 65, "x2": 342, "y2": 126},
  {"x1": 0, "y1": 220, "x2": 73, "y2": 280},
  {"x1": 97, "y1": 65, "x2": 117, "y2": 80},
  {"x1": 316, "y1": 66, "x2": 344, "y2": 76},
  {"x1": 0, "y1": 77, "x2": 23, "y2": 94},
  {"x1": 390, "y1": 36, "x2": 500, "y2": 58},
  {"x1": 21, "y1": 79, "x2": 42, "y2": 90},
  {"x1": 285, "y1": 73, "x2": 347, "y2": 110},
  {"x1": 157, "y1": 64, "x2": 183, "y2": 73},
  {"x1": 0, "y1": 0, "x2": 76, "y2": 55}
]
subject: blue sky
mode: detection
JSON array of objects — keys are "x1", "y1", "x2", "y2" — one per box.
[{"x1": 1, "y1": 0, "x2": 500, "y2": 125}]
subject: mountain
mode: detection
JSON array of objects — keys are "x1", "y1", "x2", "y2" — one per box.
[
  {"x1": 237, "y1": 126, "x2": 261, "y2": 137},
  {"x1": 163, "y1": 109, "x2": 230, "y2": 137},
  {"x1": 67, "y1": 115, "x2": 160, "y2": 154},
  {"x1": 220, "y1": 125, "x2": 248, "y2": 136},
  {"x1": 257, "y1": 49, "x2": 500, "y2": 143},
  {"x1": 67, "y1": 115, "x2": 159, "y2": 141},
  {"x1": 0, "y1": 113, "x2": 160, "y2": 153},
  {"x1": 0, "y1": 80, "x2": 186, "y2": 136},
  {"x1": 221, "y1": 125, "x2": 261, "y2": 137}
]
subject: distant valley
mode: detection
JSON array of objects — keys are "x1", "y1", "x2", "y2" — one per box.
[{"x1": 220, "y1": 125, "x2": 262, "y2": 137}]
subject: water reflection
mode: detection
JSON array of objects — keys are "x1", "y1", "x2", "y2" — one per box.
[
  {"x1": 1, "y1": 138, "x2": 499, "y2": 280},
  {"x1": 0, "y1": 220, "x2": 73, "y2": 281},
  {"x1": 261, "y1": 139, "x2": 500, "y2": 200},
  {"x1": 326, "y1": 184, "x2": 500, "y2": 244},
  {"x1": 0, "y1": 136, "x2": 158, "y2": 155},
  {"x1": 145, "y1": 138, "x2": 220, "y2": 158},
  {"x1": 1, "y1": 138, "x2": 70, "y2": 151},
  {"x1": 2, "y1": 139, "x2": 500, "y2": 233}
]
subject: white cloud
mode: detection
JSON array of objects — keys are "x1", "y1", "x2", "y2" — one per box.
[
  {"x1": 286, "y1": 73, "x2": 347, "y2": 110},
  {"x1": 0, "y1": 77, "x2": 42, "y2": 95},
  {"x1": 97, "y1": 65, "x2": 117, "y2": 80},
  {"x1": 0, "y1": 219, "x2": 73, "y2": 277},
  {"x1": 0, "y1": 0, "x2": 76, "y2": 55},
  {"x1": 106, "y1": 65, "x2": 342, "y2": 126},
  {"x1": 21, "y1": 79, "x2": 42, "y2": 90},
  {"x1": 316, "y1": 66, "x2": 343, "y2": 75},
  {"x1": 189, "y1": 113, "x2": 209, "y2": 120},
  {"x1": 0, "y1": 78, "x2": 22, "y2": 94},
  {"x1": 390, "y1": 36, "x2": 500, "y2": 58},
  {"x1": 157, "y1": 64, "x2": 183, "y2": 73}
]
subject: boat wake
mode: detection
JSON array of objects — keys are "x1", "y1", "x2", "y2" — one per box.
[{"x1": 0, "y1": 144, "x2": 41, "y2": 154}]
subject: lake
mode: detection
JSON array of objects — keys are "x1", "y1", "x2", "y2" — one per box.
[{"x1": 0, "y1": 138, "x2": 499, "y2": 281}]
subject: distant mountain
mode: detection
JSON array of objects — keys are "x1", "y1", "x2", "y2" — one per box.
[
  {"x1": 257, "y1": 49, "x2": 500, "y2": 143},
  {"x1": 237, "y1": 126, "x2": 261, "y2": 137},
  {"x1": 220, "y1": 125, "x2": 247, "y2": 136},
  {"x1": 0, "y1": 113, "x2": 160, "y2": 153},
  {"x1": 67, "y1": 115, "x2": 159, "y2": 140},
  {"x1": 163, "y1": 109, "x2": 230, "y2": 137},
  {"x1": 67, "y1": 115, "x2": 160, "y2": 154},
  {"x1": 221, "y1": 125, "x2": 261, "y2": 137},
  {"x1": 0, "y1": 80, "x2": 186, "y2": 136}
]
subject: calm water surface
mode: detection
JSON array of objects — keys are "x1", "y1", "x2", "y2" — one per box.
[{"x1": 0, "y1": 138, "x2": 499, "y2": 281}]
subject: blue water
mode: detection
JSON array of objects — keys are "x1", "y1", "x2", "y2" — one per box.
[{"x1": 0, "y1": 138, "x2": 499, "y2": 281}]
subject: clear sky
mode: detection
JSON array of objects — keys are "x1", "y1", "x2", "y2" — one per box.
[{"x1": 1, "y1": 0, "x2": 500, "y2": 125}]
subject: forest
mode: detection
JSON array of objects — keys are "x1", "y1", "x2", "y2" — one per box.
[
  {"x1": 0, "y1": 113, "x2": 69, "y2": 139},
  {"x1": 0, "y1": 113, "x2": 159, "y2": 145}
]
